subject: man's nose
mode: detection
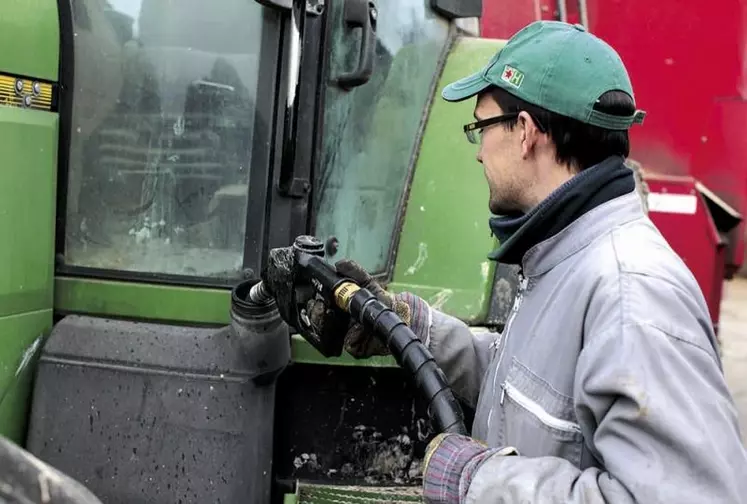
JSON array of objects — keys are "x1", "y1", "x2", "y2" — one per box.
[{"x1": 476, "y1": 149, "x2": 483, "y2": 164}]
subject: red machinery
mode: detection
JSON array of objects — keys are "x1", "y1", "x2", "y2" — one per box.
[
  {"x1": 480, "y1": 0, "x2": 746, "y2": 333},
  {"x1": 645, "y1": 175, "x2": 741, "y2": 334}
]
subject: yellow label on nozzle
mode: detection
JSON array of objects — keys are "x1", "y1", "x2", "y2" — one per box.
[{"x1": 334, "y1": 282, "x2": 361, "y2": 312}]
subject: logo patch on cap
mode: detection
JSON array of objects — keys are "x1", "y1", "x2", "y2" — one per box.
[{"x1": 501, "y1": 65, "x2": 524, "y2": 88}]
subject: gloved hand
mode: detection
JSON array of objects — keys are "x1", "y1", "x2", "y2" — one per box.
[
  {"x1": 309, "y1": 259, "x2": 432, "y2": 358},
  {"x1": 422, "y1": 433, "x2": 519, "y2": 503}
]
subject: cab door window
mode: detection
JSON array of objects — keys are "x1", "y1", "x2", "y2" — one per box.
[
  {"x1": 62, "y1": 0, "x2": 275, "y2": 281},
  {"x1": 312, "y1": 0, "x2": 450, "y2": 274}
]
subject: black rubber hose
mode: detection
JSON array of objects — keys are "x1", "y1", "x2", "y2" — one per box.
[
  {"x1": 252, "y1": 252, "x2": 468, "y2": 435},
  {"x1": 349, "y1": 287, "x2": 468, "y2": 435}
]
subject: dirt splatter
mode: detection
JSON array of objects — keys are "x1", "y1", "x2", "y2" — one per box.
[
  {"x1": 405, "y1": 243, "x2": 429, "y2": 276},
  {"x1": 291, "y1": 424, "x2": 428, "y2": 486},
  {"x1": 429, "y1": 289, "x2": 453, "y2": 311}
]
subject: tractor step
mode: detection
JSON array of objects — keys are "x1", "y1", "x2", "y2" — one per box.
[{"x1": 287, "y1": 482, "x2": 421, "y2": 503}]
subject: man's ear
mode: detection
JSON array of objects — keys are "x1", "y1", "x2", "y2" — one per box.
[{"x1": 518, "y1": 111, "x2": 542, "y2": 159}]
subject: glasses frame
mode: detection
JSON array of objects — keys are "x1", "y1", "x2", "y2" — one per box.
[{"x1": 463, "y1": 111, "x2": 547, "y2": 144}]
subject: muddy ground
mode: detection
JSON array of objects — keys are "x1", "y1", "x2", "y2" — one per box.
[{"x1": 719, "y1": 276, "x2": 747, "y2": 443}]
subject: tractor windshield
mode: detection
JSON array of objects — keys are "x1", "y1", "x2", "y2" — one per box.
[{"x1": 62, "y1": 0, "x2": 270, "y2": 279}]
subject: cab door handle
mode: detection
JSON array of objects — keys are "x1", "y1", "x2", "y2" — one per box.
[{"x1": 337, "y1": 0, "x2": 378, "y2": 89}]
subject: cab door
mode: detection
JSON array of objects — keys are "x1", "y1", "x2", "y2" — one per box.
[
  {"x1": 269, "y1": 0, "x2": 477, "y2": 493},
  {"x1": 310, "y1": 0, "x2": 451, "y2": 276}
]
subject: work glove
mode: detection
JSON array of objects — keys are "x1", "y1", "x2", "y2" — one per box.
[
  {"x1": 422, "y1": 433, "x2": 519, "y2": 503},
  {"x1": 310, "y1": 259, "x2": 432, "y2": 358}
]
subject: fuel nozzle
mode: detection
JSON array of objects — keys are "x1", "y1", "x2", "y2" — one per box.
[
  {"x1": 250, "y1": 236, "x2": 351, "y2": 358},
  {"x1": 248, "y1": 235, "x2": 468, "y2": 435},
  {"x1": 249, "y1": 235, "x2": 325, "y2": 304},
  {"x1": 292, "y1": 234, "x2": 326, "y2": 255}
]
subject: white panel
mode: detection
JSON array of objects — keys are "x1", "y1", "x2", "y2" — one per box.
[{"x1": 648, "y1": 192, "x2": 698, "y2": 215}]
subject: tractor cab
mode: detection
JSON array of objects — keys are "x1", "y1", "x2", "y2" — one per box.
[
  {"x1": 61, "y1": 0, "x2": 460, "y2": 282},
  {"x1": 0, "y1": 0, "x2": 509, "y2": 502}
]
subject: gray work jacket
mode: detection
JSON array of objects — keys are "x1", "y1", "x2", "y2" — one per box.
[{"x1": 426, "y1": 190, "x2": 747, "y2": 503}]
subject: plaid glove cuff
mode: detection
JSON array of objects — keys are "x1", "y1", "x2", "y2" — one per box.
[
  {"x1": 395, "y1": 292, "x2": 431, "y2": 345},
  {"x1": 457, "y1": 446, "x2": 519, "y2": 500},
  {"x1": 422, "y1": 434, "x2": 488, "y2": 503},
  {"x1": 423, "y1": 434, "x2": 520, "y2": 503}
]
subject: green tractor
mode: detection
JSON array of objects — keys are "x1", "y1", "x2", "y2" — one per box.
[{"x1": 0, "y1": 0, "x2": 518, "y2": 501}]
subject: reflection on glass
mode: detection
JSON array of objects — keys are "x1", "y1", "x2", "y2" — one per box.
[
  {"x1": 313, "y1": 0, "x2": 450, "y2": 274},
  {"x1": 65, "y1": 0, "x2": 265, "y2": 277}
]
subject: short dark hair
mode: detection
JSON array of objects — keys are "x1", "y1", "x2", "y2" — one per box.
[{"x1": 483, "y1": 86, "x2": 635, "y2": 170}]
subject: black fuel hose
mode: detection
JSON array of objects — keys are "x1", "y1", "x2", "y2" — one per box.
[
  {"x1": 345, "y1": 286, "x2": 468, "y2": 435},
  {"x1": 250, "y1": 251, "x2": 469, "y2": 436}
]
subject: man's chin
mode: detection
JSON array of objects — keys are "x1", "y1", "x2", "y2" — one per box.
[{"x1": 489, "y1": 200, "x2": 521, "y2": 217}]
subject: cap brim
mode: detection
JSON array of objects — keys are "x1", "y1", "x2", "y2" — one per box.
[{"x1": 441, "y1": 71, "x2": 492, "y2": 102}]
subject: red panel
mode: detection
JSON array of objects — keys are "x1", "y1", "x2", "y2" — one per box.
[
  {"x1": 691, "y1": 100, "x2": 747, "y2": 272},
  {"x1": 564, "y1": 0, "x2": 581, "y2": 25},
  {"x1": 585, "y1": 0, "x2": 747, "y2": 271},
  {"x1": 587, "y1": 1, "x2": 747, "y2": 167},
  {"x1": 480, "y1": 0, "x2": 546, "y2": 39},
  {"x1": 646, "y1": 175, "x2": 725, "y2": 333}
]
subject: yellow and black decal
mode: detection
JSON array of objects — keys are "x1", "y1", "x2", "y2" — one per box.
[{"x1": 0, "y1": 74, "x2": 56, "y2": 111}]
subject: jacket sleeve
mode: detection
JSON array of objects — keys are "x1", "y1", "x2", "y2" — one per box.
[
  {"x1": 425, "y1": 307, "x2": 499, "y2": 409},
  {"x1": 460, "y1": 318, "x2": 747, "y2": 503}
]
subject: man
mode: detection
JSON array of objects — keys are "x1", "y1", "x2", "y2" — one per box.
[{"x1": 319, "y1": 20, "x2": 747, "y2": 503}]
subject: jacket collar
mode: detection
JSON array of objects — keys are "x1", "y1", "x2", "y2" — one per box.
[
  {"x1": 488, "y1": 156, "x2": 636, "y2": 265},
  {"x1": 521, "y1": 189, "x2": 646, "y2": 277}
]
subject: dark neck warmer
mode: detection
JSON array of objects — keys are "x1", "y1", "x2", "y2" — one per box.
[{"x1": 488, "y1": 155, "x2": 635, "y2": 265}]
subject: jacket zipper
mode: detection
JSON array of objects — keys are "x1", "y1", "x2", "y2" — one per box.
[
  {"x1": 487, "y1": 271, "x2": 528, "y2": 428},
  {"x1": 494, "y1": 271, "x2": 527, "y2": 366},
  {"x1": 500, "y1": 382, "x2": 582, "y2": 434}
]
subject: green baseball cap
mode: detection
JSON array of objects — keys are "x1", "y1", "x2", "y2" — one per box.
[{"x1": 442, "y1": 21, "x2": 646, "y2": 130}]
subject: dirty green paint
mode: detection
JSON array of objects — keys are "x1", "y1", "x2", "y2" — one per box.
[
  {"x1": 0, "y1": 106, "x2": 57, "y2": 442},
  {"x1": 0, "y1": 106, "x2": 58, "y2": 443},
  {"x1": 0, "y1": 0, "x2": 60, "y2": 81},
  {"x1": 0, "y1": 108, "x2": 58, "y2": 318},
  {"x1": 389, "y1": 37, "x2": 506, "y2": 323},
  {"x1": 0, "y1": 3, "x2": 59, "y2": 442},
  {"x1": 55, "y1": 277, "x2": 233, "y2": 326},
  {"x1": 55, "y1": 278, "x2": 399, "y2": 366},
  {"x1": 54, "y1": 278, "x2": 451, "y2": 368},
  {"x1": 0, "y1": 309, "x2": 51, "y2": 443}
]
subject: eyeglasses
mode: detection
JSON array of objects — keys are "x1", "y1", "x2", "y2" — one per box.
[
  {"x1": 463, "y1": 112, "x2": 546, "y2": 144},
  {"x1": 463, "y1": 113, "x2": 519, "y2": 144}
]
